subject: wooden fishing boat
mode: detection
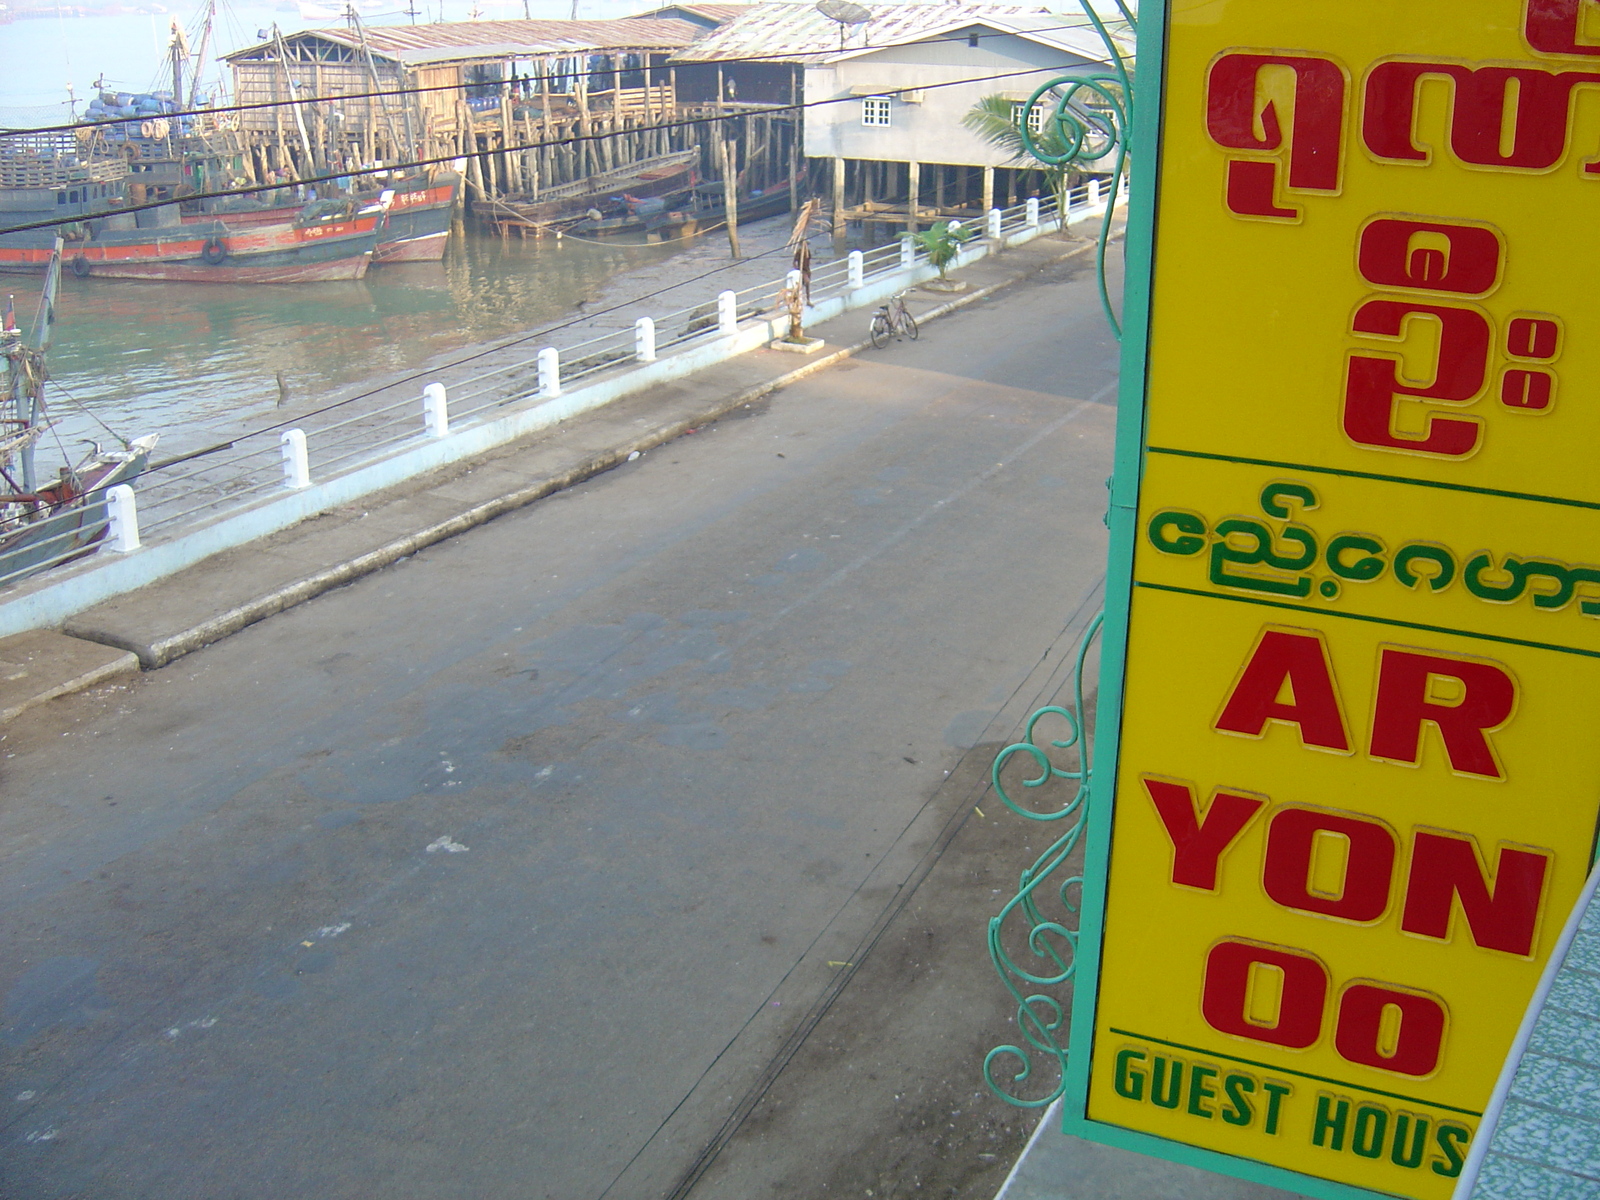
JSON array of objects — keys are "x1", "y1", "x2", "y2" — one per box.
[
  {"x1": 0, "y1": 240, "x2": 157, "y2": 583},
  {"x1": 684, "y1": 178, "x2": 794, "y2": 227},
  {"x1": 567, "y1": 174, "x2": 796, "y2": 242},
  {"x1": 473, "y1": 149, "x2": 698, "y2": 232},
  {"x1": 0, "y1": 136, "x2": 377, "y2": 282},
  {"x1": 189, "y1": 167, "x2": 461, "y2": 264},
  {"x1": 565, "y1": 186, "x2": 696, "y2": 238}
]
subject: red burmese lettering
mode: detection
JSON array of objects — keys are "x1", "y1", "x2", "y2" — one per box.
[
  {"x1": 1525, "y1": 0, "x2": 1600, "y2": 56},
  {"x1": 1207, "y1": 53, "x2": 1345, "y2": 217},
  {"x1": 1202, "y1": 940, "x2": 1328, "y2": 1048},
  {"x1": 1365, "y1": 60, "x2": 1600, "y2": 170},
  {"x1": 1144, "y1": 779, "x2": 1266, "y2": 891},
  {"x1": 1344, "y1": 302, "x2": 1489, "y2": 456},
  {"x1": 1357, "y1": 219, "x2": 1502, "y2": 296},
  {"x1": 1335, "y1": 984, "x2": 1447, "y2": 1076},
  {"x1": 1401, "y1": 832, "x2": 1550, "y2": 956},
  {"x1": 1216, "y1": 630, "x2": 1351, "y2": 750},
  {"x1": 1263, "y1": 808, "x2": 1397, "y2": 922},
  {"x1": 1502, "y1": 368, "x2": 1554, "y2": 409},
  {"x1": 1369, "y1": 649, "x2": 1514, "y2": 777},
  {"x1": 1225, "y1": 160, "x2": 1296, "y2": 219},
  {"x1": 1506, "y1": 317, "x2": 1560, "y2": 359}
]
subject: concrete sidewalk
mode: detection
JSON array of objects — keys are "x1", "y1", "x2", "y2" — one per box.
[
  {"x1": 0, "y1": 230, "x2": 1094, "y2": 720},
  {"x1": 996, "y1": 1101, "x2": 1306, "y2": 1200}
]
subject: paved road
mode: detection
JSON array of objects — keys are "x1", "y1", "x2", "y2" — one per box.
[{"x1": 0, "y1": 251, "x2": 1119, "y2": 1200}]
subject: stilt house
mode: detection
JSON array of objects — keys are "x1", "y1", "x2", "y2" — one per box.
[{"x1": 670, "y1": 2, "x2": 1130, "y2": 238}]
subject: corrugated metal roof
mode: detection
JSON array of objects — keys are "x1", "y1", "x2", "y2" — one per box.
[
  {"x1": 633, "y1": 3, "x2": 753, "y2": 23},
  {"x1": 678, "y1": 4, "x2": 755, "y2": 21},
  {"x1": 226, "y1": 18, "x2": 704, "y2": 65},
  {"x1": 669, "y1": 2, "x2": 1128, "y2": 65}
]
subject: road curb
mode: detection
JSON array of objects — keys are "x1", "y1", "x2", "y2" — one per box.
[{"x1": 67, "y1": 237, "x2": 1097, "y2": 670}]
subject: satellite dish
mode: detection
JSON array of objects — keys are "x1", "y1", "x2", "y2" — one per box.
[
  {"x1": 816, "y1": 0, "x2": 870, "y2": 52},
  {"x1": 816, "y1": 0, "x2": 871, "y2": 23}
]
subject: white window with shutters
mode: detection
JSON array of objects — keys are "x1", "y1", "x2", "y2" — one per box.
[{"x1": 1011, "y1": 101, "x2": 1046, "y2": 134}]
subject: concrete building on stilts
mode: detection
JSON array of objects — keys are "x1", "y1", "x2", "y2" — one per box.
[{"x1": 668, "y1": 2, "x2": 1130, "y2": 246}]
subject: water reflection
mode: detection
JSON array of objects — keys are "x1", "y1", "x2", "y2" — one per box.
[{"x1": 37, "y1": 225, "x2": 690, "y2": 454}]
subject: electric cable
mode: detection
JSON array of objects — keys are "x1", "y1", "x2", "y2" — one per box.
[
  {"x1": 146, "y1": 224, "x2": 832, "y2": 472},
  {"x1": 0, "y1": 20, "x2": 1129, "y2": 139},
  {"x1": 0, "y1": 63, "x2": 1108, "y2": 238}
]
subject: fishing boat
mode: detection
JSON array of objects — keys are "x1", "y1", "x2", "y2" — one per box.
[
  {"x1": 565, "y1": 186, "x2": 696, "y2": 239},
  {"x1": 0, "y1": 240, "x2": 157, "y2": 583},
  {"x1": 473, "y1": 148, "x2": 698, "y2": 233},
  {"x1": 567, "y1": 172, "x2": 795, "y2": 242},
  {"x1": 683, "y1": 178, "x2": 794, "y2": 227},
  {"x1": 0, "y1": 134, "x2": 378, "y2": 282},
  {"x1": 190, "y1": 166, "x2": 462, "y2": 264}
]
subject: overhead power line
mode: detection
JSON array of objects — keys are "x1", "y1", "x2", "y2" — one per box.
[
  {"x1": 0, "y1": 21, "x2": 1126, "y2": 139},
  {"x1": 146, "y1": 227, "x2": 832, "y2": 473},
  {"x1": 0, "y1": 64, "x2": 1111, "y2": 238}
]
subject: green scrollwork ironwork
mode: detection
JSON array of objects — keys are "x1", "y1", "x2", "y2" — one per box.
[
  {"x1": 984, "y1": 612, "x2": 1102, "y2": 1108},
  {"x1": 1016, "y1": 0, "x2": 1135, "y2": 339}
]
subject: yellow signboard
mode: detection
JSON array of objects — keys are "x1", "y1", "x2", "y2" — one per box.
[{"x1": 1080, "y1": 3, "x2": 1600, "y2": 1197}]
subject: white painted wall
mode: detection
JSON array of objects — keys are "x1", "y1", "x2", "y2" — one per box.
[{"x1": 802, "y1": 30, "x2": 1103, "y2": 167}]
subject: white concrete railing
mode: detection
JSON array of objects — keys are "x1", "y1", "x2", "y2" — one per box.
[{"x1": 0, "y1": 182, "x2": 1124, "y2": 637}]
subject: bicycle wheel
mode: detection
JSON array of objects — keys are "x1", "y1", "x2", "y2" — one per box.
[
  {"x1": 903, "y1": 311, "x2": 919, "y2": 341},
  {"x1": 869, "y1": 313, "x2": 891, "y2": 350}
]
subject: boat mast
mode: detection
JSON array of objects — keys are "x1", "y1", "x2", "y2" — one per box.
[
  {"x1": 13, "y1": 239, "x2": 63, "y2": 497},
  {"x1": 347, "y1": 6, "x2": 410, "y2": 160},
  {"x1": 189, "y1": 0, "x2": 216, "y2": 110},
  {"x1": 169, "y1": 20, "x2": 189, "y2": 112}
]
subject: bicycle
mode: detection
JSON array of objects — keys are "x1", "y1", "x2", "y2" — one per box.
[{"x1": 868, "y1": 291, "x2": 919, "y2": 349}]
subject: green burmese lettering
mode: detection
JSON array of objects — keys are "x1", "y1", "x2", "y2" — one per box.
[
  {"x1": 1326, "y1": 533, "x2": 1387, "y2": 582},
  {"x1": 1391, "y1": 1113, "x2": 1429, "y2": 1170},
  {"x1": 1221, "y1": 1073, "x2": 1256, "y2": 1126},
  {"x1": 1520, "y1": 559, "x2": 1578, "y2": 609},
  {"x1": 1465, "y1": 552, "x2": 1525, "y2": 602},
  {"x1": 1148, "y1": 510, "x2": 1206, "y2": 556},
  {"x1": 1260, "y1": 481, "x2": 1319, "y2": 519},
  {"x1": 1572, "y1": 566, "x2": 1600, "y2": 616},
  {"x1": 1150, "y1": 1055, "x2": 1183, "y2": 1109},
  {"x1": 1210, "y1": 519, "x2": 1314, "y2": 598},
  {"x1": 1186, "y1": 1064, "x2": 1218, "y2": 1119},
  {"x1": 1262, "y1": 1081, "x2": 1291, "y2": 1136},
  {"x1": 1431, "y1": 1123, "x2": 1471, "y2": 1178},
  {"x1": 1394, "y1": 543, "x2": 1456, "y2": 592},
  {"x1": 1114, "y1": 1048, "x2": 1148, "y2": 1100}
]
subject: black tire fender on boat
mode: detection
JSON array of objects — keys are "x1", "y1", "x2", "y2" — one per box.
[
  {"x1": 201, "y1": 236, "x2": 228, "y2": 266},
  {"x1": 71, "y1": 254, "x2": 90, "y2": 279}
]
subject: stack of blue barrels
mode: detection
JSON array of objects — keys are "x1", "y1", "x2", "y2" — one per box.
[{"x1": 83, "y1": 91, "x2": 198, "y2": 141}]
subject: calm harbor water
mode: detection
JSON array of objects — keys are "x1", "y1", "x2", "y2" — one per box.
[{"x1": 32, "y1": 225, "x2": 699, "y2": 457}]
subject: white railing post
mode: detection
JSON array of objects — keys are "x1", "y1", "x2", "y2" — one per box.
[
  {"x1": 900, "y1": 235, "x2": 915, "y2": 268},
  {"x1": 634, "y1": 316, "x2": 657, "y2": 363},
  {"x1": 280, "y1": 428, "x2": 310, "y2": 489},
  {"x1": 717, "y1": 289, "x2": 738, "y2": 336},
  {"x1": 105, "y1": 484, "x2": 140, "y2": 553},
  {"x1": 987, "y1": 207, "x2": 1003, "y2": 240},
  {"x1": 1026, "y1": 196, "x2": 1040, "y2": 227},
  {"x1": 848, "y1": 249, "x2": 864, "y2": 289},
  {"x1": 538, "y1": 347, "x2": 562, "y2": 398},
  {"x1": 1091, "y1": 178, "x2": 1104, "y2": 207},
  {"x1": 422, "y1": 382, "x2": 448, "y2": 438}
]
